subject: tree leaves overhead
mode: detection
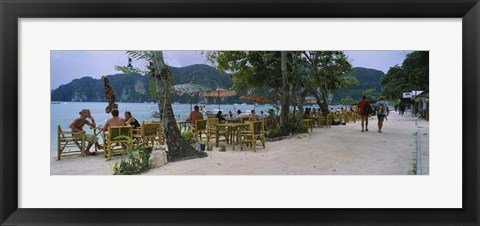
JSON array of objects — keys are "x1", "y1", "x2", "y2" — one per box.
[{"x1": 380, "y1": 51, "x2": 429, "y2": 100}]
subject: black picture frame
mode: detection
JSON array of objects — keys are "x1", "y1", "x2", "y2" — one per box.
[{"x1": 1, "y1": 0, "x2": 479, "y2": 225}]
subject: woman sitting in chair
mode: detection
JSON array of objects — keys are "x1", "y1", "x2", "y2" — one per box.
[{"x1": 125, "y1": 111, "x2": 140, "y2": 128}]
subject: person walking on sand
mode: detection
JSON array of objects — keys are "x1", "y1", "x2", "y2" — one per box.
[
  {"x1": 69, "y1": 109, "x2": 103, "y2": 155},
  {"x1": 374, "y1": 97, "x2": 390, "y2": 133},
  {"x1": 357, "y1": 95, "x2": 372, "y2": 132}
]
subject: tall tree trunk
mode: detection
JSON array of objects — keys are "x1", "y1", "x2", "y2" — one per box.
[
  {"x1": 298, "y1": 85, "x2": 308, "y2": 117},
  {"x1": 151, "y1": 51, "x2": 207, "y2": 162},
  {"x1": 280, "y1": 51, "x2": 290, "y2": 124},
  {"x1": 310, "y1": 88, "x2": 329, "y2": 116}
]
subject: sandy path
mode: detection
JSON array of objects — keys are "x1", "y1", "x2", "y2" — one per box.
[
  {"x1": 51, "y1": 112, "x2": 427, "y2": 175},
  {"x1": 146, "y1": 113, "x2": 423, "y2": 175}
]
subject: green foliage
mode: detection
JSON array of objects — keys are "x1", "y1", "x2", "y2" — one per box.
[
  {"x1": 206, "y1": 143, "x2": 213, "y2": 151},
  {"x1": 341, "y1": 96, "x2": 356, "y2": 105},
  {"x1": 182, "y1": 130, "x2": 195, "y2": 143},
  {"x1": 332, "y1": 67, "x2": 384, "y2": 103},
  {"x1": 111, "y1": 135, "x2": 153, "y2": 175},
  {"x1": 149, "y1": 79, "x2": 157, "y2": 100},
  {"x1": 362, "y1": 88, "x2": 377, "y2": 99},
  {"x1": 219, "y1": 144, "x2": 226, "y2": 152},
  {"x1": 380, "y1": 51, "x2": 429, "y2": 100}
]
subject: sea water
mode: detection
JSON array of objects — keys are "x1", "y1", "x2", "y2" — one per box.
[{"x1": 50, "y1": 102, "x2": 275, "y2": 153}]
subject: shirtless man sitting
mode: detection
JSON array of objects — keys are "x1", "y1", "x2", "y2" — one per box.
[
  {"x1": 69, "y1": 109, "x2": 102, "y2": 155},
  {"x1": 102, "y1": 109, "x2": 126, "y2": 132}
]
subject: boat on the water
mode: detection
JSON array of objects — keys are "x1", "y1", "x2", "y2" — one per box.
[{"x1": 150, "y1": 109, "x2": 160, "y2": 118}]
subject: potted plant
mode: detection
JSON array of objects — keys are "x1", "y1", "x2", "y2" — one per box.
[{"x1": 182, "y1": 130, "x2": 195, "y2": 144}]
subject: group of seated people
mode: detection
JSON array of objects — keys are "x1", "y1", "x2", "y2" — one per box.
[
  {"x1": 68, "y1": 108, "x2": 141, "y2": 155},
  {"x1": 186, "y1": 105, "x2": 268, "y2": 126}
]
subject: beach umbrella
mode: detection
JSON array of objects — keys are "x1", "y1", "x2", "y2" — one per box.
[
  {"x1": 102, "y1": 76, "x2": 118, "y2": 113},
  {"x1": 239, "y1": 93, "x2": 267, "y2": 111},
  {"x1": 202, "y1": 88, "x2": 237, "y2": 110},
  {"x1": 173, "y1": 82, "x2": 212, "y2": 112}
]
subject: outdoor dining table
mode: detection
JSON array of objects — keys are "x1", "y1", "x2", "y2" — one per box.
[
  {"x1": 226, "y1": 117, "x2": 241, "y2": 123},
  {"x1": 92, "y1": 126, "x2": 104, "y2": 152},
  {"x1": 215, "y1": 123, "x2": 250, "y2": 151},
  {"x1": 176, "y1": 120, "x2": 190, "y2": 132}
]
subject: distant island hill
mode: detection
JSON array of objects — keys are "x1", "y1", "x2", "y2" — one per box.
[{"x1": 51, "y1": 64, "x2": 384, "y2": 104}]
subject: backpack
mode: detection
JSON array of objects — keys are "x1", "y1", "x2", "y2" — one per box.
[
  {"x1": 377, "y1": 103, "x2": 386, "y2": 116},
  {"x1": 363, "y1": 102, "x2": 373, "y2": 115}
]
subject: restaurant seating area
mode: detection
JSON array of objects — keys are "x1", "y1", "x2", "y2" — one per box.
[{"x1": 57, "y1": 110, "x2": 360, "y2": 160}]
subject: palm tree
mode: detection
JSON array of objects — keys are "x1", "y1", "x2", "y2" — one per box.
[{"x1": 116, "y1": 51, "x2": 207, "y2": 162}]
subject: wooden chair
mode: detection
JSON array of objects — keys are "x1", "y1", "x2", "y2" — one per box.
[
  {"x1": 318, "y1": 114, "x2": 331, "y2": 128},
  {"x1": 206, "y1": 118, "x2": 228, "y2": 144},
  {"x1": 192, "y1": 119, "x2": 207, "y2": 141},
  {"x1": 57, "y1": 125, "x2": 86, "y2": 160},
  {"x1": 103, "y1": 126, "x2": 133, "y2": 160},
  {"x1": 132, "y1": 126, "x2": 143, "y2": 145},
  {"x1": 240, "y1": 116, "x2": 253, "y2": 124},
  {"x1": 240, "y1": 120, "x2": 265, "y2": 152},
  {"x1": 141, "y1": 121, "x2": 163, "y2": 147},
  {"x1": 303, "y1": 119, "x2": 314, "y2": 132}
]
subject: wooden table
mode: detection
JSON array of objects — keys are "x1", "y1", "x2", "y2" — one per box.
[
  {"x1": 226, "y1": 118, "x2": 241, "y2": 123},
  {"x1": 215, "y1": 123, "x2": 249, "y2": 151},
  {"x1": 176, "y1": 121, "x2": 191, "y2": 132},
  {"x1": 92, "y1": 126, "x2": 104, "y2": 152}
]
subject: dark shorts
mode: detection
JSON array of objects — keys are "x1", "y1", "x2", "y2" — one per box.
[{"x1": 377, "y1": 115, "x2": 386, "y2": 121}]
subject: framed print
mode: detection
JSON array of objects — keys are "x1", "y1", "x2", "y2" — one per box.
[{"x1": 1, "y1": 0, "x2": 479, "y2": 225}]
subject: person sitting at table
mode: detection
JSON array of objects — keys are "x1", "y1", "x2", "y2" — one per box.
[
  {"x1": 216, "y1": 110, "x2": 226, "y2": 123},
  {"x1": 102, "y1": 109, "x2": 126, "y2": 132},
  {"x1": 228, "y1": 111, "x2": 233, "y2": 118},
  {"x1": 251, "y1": 109, "x2": 259, "y2": 119},
  {"x1": 69, "y1": 108, "x2": 103, "y2": 155},
  {"x1": 124, "y1": 111, "x2": 140, "y2": 128},
  {"x1": 259, "y1": 111, "x2": 265, "y2": 119},
  {"x1": 236, "y1": 109, "x2": 242, "y2": 117},
  {"x1": 187, "y1": 105, "x2": 204, "y2": 126}
]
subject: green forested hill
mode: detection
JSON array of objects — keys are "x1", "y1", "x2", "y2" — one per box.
[
  {"x1": 51, "y1": 65, "x2": 384, "y2": 104},
  {"x1": 331, "y1": 67, "x2": 384, "y2": 104},
  {"x1": 51, "y1": 64, "x2": 234, "y2": 103}
]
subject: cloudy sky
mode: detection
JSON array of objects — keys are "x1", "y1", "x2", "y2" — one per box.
[{"x1": 51, "y1": 50, "x2": 411, "y2": 89}]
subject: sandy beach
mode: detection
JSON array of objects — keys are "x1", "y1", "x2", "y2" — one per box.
[{"x1": 51, "y1": 112, "x2": 429, "y2": 175}]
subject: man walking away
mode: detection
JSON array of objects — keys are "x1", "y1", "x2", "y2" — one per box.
[
  {"x1": 357, "y1": 95, "x2": 372, "y2": 132},
  {"x1": 374, "y1": 97, "x2": 390, "y2": 133}
]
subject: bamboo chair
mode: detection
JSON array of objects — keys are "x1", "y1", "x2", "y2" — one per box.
[
  {"x1": 141, "y1": 121, "x2": 163, "y2": 147},
  {"x1": 57, "y1": 125, "x2": 86, "y2": 160},
  {"x1": 103, "y1": 126, "x2": 133, "y2": 160},
  {"x1": 303, "y1": 119, "x2": 314, "y2": 132},
  {"x1": 192, "y1": 119, "x2": 207, "y2": 141},
  {"x1": 318, "y1": 114, "x2": 332, "y2": 128},
  {"x1": 206, "y1": 118, "x2": 228, "y2": 144},
  {"x1": 240, "y1": 116, "x2": 253, "y2": 124},
  {"x1": 132, "y1": 126, "x2": 143, "y2": 146},
  {"x1": 240, "y1": 120, "x2": 265, "y2": 152}
]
